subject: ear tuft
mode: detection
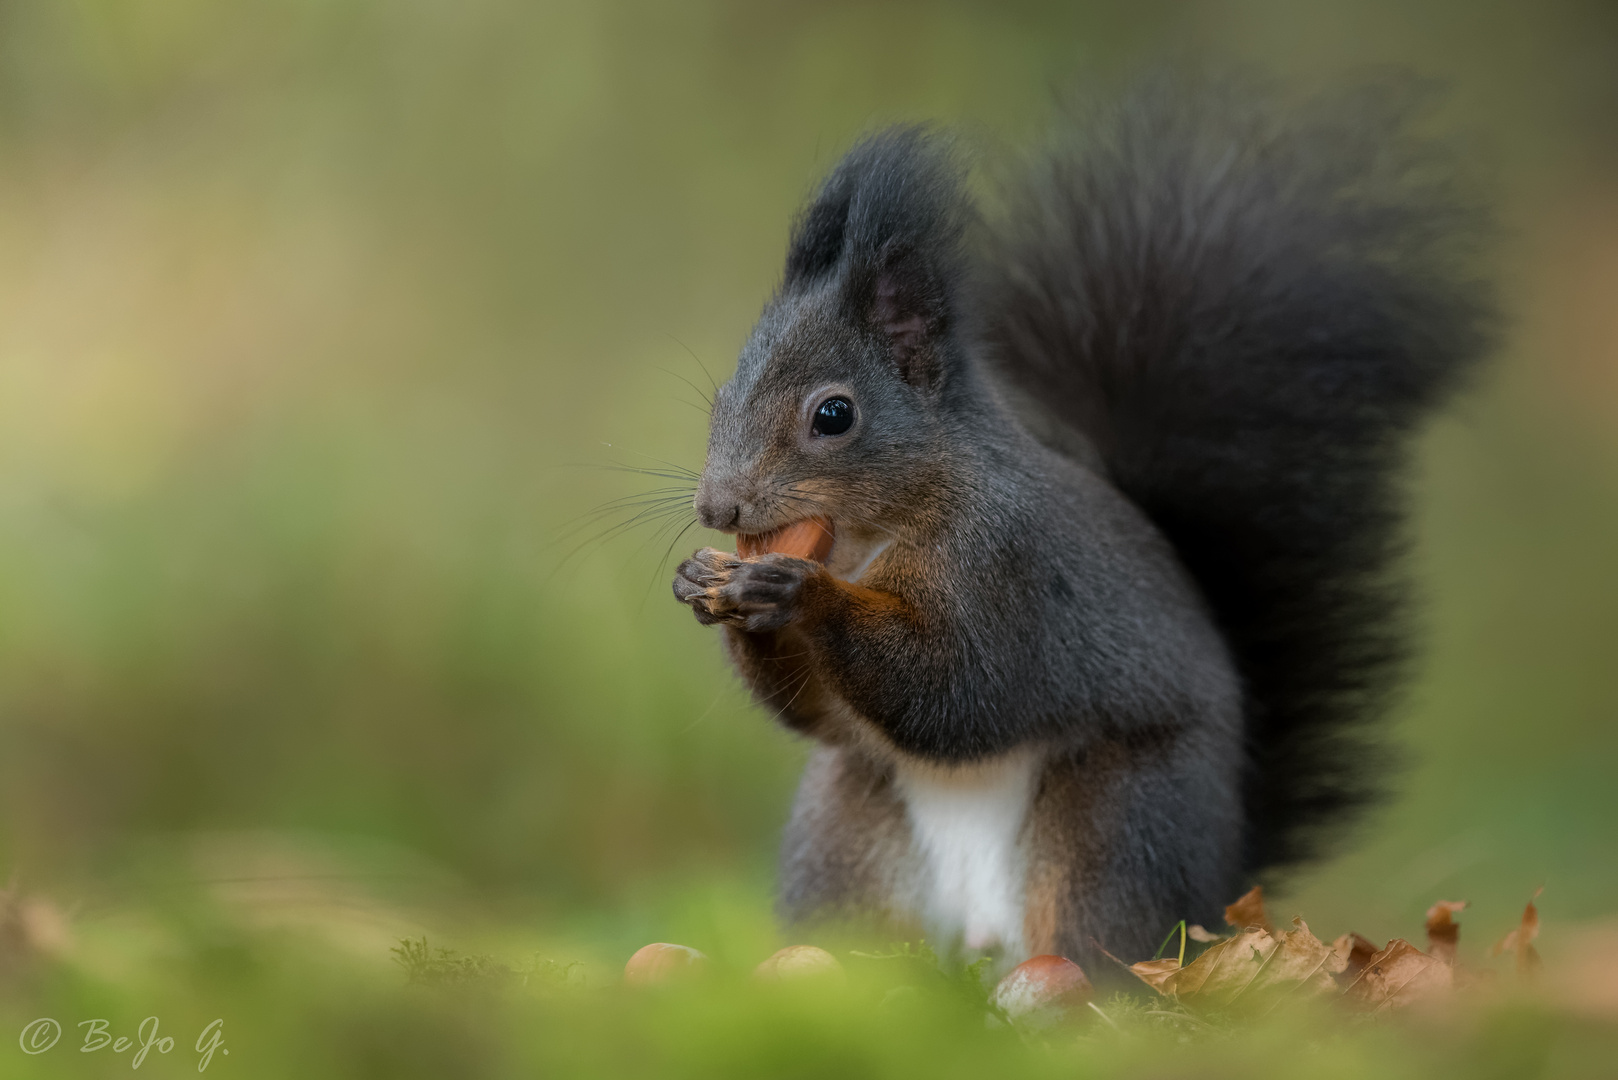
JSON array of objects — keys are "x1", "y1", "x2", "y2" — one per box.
[
  {"x1": 784, "y1": 189, "x2": 851, "y2": 286},
  {"x1": 781, "y1": 126, "x2": 970, "y2": 389}
]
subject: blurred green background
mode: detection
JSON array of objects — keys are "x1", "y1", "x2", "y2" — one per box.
[{"x1": 1, "y1": 0, "x2": 1616, "y2": 1076}]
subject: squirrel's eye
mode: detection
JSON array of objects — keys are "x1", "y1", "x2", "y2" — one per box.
[{"x1": 811, "y1": 397, "x2": 854, "y2": 437}]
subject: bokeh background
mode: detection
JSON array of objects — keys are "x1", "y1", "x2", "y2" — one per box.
[{"x1": 1, "y1": 1, "x2": 1616, "y2": 1076}]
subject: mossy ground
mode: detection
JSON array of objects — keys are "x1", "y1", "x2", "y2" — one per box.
[{"x1": 1, "y1": 3, "x2": 1615, "y2": 1078}]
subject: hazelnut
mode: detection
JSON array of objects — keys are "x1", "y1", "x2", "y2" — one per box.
[
  {"x1": 736, "y1": 517, "x2": 834, "y2": 563},
  {"x1": 623, "y1": 942, "x2": 708, "y2": 986},
  {"x1": 992, "y1": 954, "x2": 1094, "y2": 1027},
  {"x1": 754, "y1": 944, "x2": 844, "y2": 981}
]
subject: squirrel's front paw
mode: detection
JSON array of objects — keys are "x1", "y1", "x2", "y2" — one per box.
[
  {"x1": 673, "y1": 547, "x2": 740, "y2": 625},
  {"x1": 673, "y1": 549, "x2": 817, "y2": 632}
]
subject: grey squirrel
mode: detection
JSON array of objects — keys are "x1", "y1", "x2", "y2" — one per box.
[{"x1": 671, "y1": 74, "x2": 1493, "y2": 971}]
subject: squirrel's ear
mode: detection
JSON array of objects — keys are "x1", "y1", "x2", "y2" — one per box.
[
  {"x1": 868, "y1": 243, "x2": 947, "y2": 389},
  {"x1": 785, "y1": 127, "x2": 965, "y2": 389},
  {"x1": 784, "y1": 187, "x2": 851, "y2": 286}
]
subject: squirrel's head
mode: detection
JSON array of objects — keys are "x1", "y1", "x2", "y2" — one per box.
[{"x1": 696, "y1": 128, "x2": 982, "y2": 541}]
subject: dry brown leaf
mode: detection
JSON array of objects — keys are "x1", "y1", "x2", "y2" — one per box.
[
  {"x1": 1425, "y1": 900, "x2": 1468, "y2": 965},
  {"x1": 1128, "y1": 957, "x2": 1182, "y2": 993},
  {"x1": 1224, "y1": 885, "x2": 1275, "y2": 933},
  {"x1": 1255, "y1": 918, "x2": 1351, "y2": 1006},
  {"x1": 1490, "y1": 888, "x2": 1543, "y2": 977},
  {"x1": 1121, "y1": 890, "x2": 1518, "y2": 1016},
  {"x1": 1331, "y1": 932, "x2": 1382, "y2": 982},
  {"x1": 1341, "y1": 939, "x2": 1453, "y2": 1012},
  {"x1": 1130, "y1": 917, "x2": 1346, "y2": 1013},
  {"x1": 1129, "y1": 927, "x2": 1271, "y2": 1003},
  {"x1": 1186, "y1": 924, "x2": 1224, "y2": 943}
]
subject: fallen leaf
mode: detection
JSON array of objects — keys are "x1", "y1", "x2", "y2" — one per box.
[
  {"x1": 1128, "y1": 957, "x2": 1181, "y2": 993},
  {"x1": 1224, "y1": 885, "x2": 1275, "y2": 933},
  {"x1": 1341, "y1": 939, "x2": 1453, "y2": 1012},
  {"x1": 1490, "y1": 888, "x2": 1543, "y2": 978},
  {"x1": 1425, "y1": 900, "x2": 1468, "y2": 965},
  {"x1": 1129, "y1": 927, "x2": 1270, "y2": 1003},
  {"x1": 1331, "y1": 932, "x2": 1382, "y2": 982},
  {"x1": 1187, "y1": 924, "x2": 1224, "y2": 943},
  {"x1": 1130, "y1": 918, "x2": 1346, "y2": 1013}
]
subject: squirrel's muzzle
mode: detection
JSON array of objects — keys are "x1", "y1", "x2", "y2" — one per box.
[{"x1": 693, "y1": 482, "x2": 743, "y2": 531}]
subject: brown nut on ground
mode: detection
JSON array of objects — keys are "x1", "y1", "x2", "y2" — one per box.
[
  {"x1": 624, "y1": 942, "x2": 708, "y2": 986},
  {"x1": 754, "y1": 944, "x2": 844, "y2": 982},
  {"x1": 736, "y1": 517, "x2": 834, "y2": 563},
  {"x1": 992, "y1": 954, "x2": 1094, "y2": 1027}
]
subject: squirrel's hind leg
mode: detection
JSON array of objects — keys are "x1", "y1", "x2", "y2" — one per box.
[
  {"x1": 776, "y1": 746, "x2": 918, "y2": 929},
  {"x1": 1028, "y1": 730, "x2": 1244, "y2": 975}
]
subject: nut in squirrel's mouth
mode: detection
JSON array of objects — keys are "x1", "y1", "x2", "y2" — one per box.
[{"x1": 735, "y1": 517, "x2": 835, "y2": 563}]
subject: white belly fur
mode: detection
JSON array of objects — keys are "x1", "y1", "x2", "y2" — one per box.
[{"x1": 893, "y1": 748, "x2": 1041, "y2": 958}]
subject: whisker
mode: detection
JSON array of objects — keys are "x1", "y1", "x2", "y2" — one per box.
[
  {"x1": 668, "y1": 335, "x2": 721, "y2": 399},
  {"x1": 599, "y1": 445, "x2": 704, "y2": 480},
  {"x1": 680, "y1": 684, "x2": 733, "y2": 733},
  {"x1": 596, "y1": 504, "x2": 693, "y2": 543},
  {"x1": 640, "y1": 517, "x2": 701, "y2": 609},
  {"x1": 554, "y1": 495, "x2": 694, "y2": 543},
  {"x1": 552, "y1": 501, "x2": 695, "y2": 567},
  {"x1": 572, "y1": 462, "x2": 701, "y2": 483},
  {"x1": 639, "y1": 508, "x2": 699, "y2": 556},
  {"x1": 674, "y1": 397, "x2": 711, "y2": 417},
  {"x1": 557, "y1": 454, "x2": 701, "y2": 484},
  {"x1": 780, "y1": 665, "x2": 818, "y2": 714},
  {"x1": 656, "y1": 366, "x2": 714, "y2": 410},
  {"x1": 554, "y1": 513, "x2": 687, "y2": 555},
  {"x1": 584, "y1": 489, "x2": 697, "y2": 513},
  {"x1": 660, "y1": 520, "x2": 703, "y2": 568}
]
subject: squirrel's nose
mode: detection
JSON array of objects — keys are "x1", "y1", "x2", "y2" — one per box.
[{"x1": 694, "y1": 491, "x2": 741, "y2": 532}]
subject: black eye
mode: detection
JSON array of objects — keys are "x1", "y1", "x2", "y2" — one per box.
[{"x1": 811, "y1": 397, "x2": 854, "y2": 437}]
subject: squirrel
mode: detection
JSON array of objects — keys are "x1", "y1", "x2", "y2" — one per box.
[{"x1": 671, "y1": 74, "x2": 1493, "y2": 972}]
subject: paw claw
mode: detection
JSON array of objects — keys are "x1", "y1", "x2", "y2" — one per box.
[{"x1": 672, "y1": 548, "x2": 817, "y2": 631}]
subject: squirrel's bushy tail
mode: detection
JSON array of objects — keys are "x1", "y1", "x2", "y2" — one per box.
[{"x1": 978, "y1": 74, "x2": 1495, "y2": 877}]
